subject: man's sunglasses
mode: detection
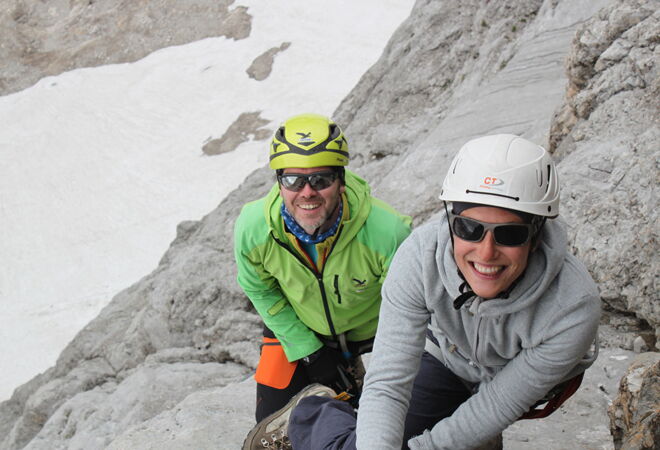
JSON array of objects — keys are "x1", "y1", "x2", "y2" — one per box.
[
  {"x1": 449, "y1": 213, "x2": 535, "y2": 247},
  {"x1": 277, "y1": 172, "x2": 338, "y2": 192}
]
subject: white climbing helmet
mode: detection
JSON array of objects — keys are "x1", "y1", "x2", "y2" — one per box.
[{"x1": 439, "y1": 134, "x2": 560, "y2": 217}]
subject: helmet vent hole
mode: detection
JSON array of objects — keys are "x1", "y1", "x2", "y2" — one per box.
[
  {"x1": 328, "y1": 124, "x2": 340, "y2": 140},
  {"x1": 545, "y1": 165, "x2": 551, "y2": 193}
]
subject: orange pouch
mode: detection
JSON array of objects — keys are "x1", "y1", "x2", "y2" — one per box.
[{"x1": 254, "y1": 337, "x2": 298, "y2": 389}]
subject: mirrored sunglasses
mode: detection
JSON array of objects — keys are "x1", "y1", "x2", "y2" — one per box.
[
  {"x1": 277, "y1": 172, "x2": 338, "y2": 192},
  {"x1": 449, "y1": 213, "x2": 534, "y2": 247}
]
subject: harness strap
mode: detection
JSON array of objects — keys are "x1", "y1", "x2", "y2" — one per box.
[
  {"x1": 337, "y1": 333, "x2": 351, "y2": 357},
  {"x1": 519, "y1": 372, "x2": 584, "y2": 420},
  {"x1": 424, "y1": 336, "x2": 445, "y2": 362},
  {"x1": 318, "y1": 334, "x2": 374, "y2": 356},
  {"x1": 425, "y1": 333, "x2": 585, "y2": 420}
]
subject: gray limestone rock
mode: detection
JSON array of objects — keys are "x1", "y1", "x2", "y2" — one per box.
[
  {"x1": 246, "y1": 42, "x2": 291, "y2": 81},
  {"x1": 0, "y1": 0, "x2": 252, "y2": 96},
  {"x1": 550, "y1": 0, "x2": 659, "y2": 348},
  {"x1": 202, "y1": 112, "x2": 272, "y2": 156},
  {"x1": 24, "y1": 361, "x2": 249, "y2": 450},
  {"x1": 335, "y1": 0, "x2": 547, "y2": 168},
  {"x1": 336, "y1": 0, "x2": 614, "y2": 225},
  {"x1": 608, "y1": 352, "x2": 660, "y2": 450},
  {"x1": 106, "y1": 377, "x2": 255, "y2": 450}
]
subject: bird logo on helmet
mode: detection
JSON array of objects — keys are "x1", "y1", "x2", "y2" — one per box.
[{"x1": 269, "y1": 113, "x2": 349, "y2": 170}]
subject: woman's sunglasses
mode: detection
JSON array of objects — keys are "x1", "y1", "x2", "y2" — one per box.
[
  {"x1": 449, "y1": 213, "x2": 535, "y2": 247},
  {"x1": 277, "y1": 172, "x2": 338, "y2": 192}
]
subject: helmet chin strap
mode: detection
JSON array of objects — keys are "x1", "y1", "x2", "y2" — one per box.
[
  {"x1": 444, "y1": 201, "x2": 476, "y2": 309},
  {"x1": 452, "y1": 269, "x2": 524, "y2": 310},
  {"x1": 453, "y1": 277, "x2": 477, "y2": 310},
  {"x1": 443, "y1": 201, "x2": 455, "y2": 248}
]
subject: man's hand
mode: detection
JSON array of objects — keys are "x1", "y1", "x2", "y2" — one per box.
[{"x1": 301, "y1": 346, "x2": 358, "y2": 395}]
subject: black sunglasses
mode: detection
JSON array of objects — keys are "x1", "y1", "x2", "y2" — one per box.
[
  {"x1": 277, "y1": 171, "x2": 338, "y2": 192},
  {"x1": 449, "y1": 213, "x2": 535, "y2": 247}
]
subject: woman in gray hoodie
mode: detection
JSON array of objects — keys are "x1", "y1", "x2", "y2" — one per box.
[{"x1": 249, "y1": 134, "x2": 600, "y2": 450}]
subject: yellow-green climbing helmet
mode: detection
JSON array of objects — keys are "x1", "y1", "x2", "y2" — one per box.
[{"x1": 269, "y1": 113, "x2": 349, "y2": 169}]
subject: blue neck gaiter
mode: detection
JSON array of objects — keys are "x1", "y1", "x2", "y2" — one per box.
[{"x1": 280, "y1": 201, "x2": 343, "y2": 244}]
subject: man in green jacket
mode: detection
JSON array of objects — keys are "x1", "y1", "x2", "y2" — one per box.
[{"x1": 236, "y1": 113, "x2": 411, "y2": 448}]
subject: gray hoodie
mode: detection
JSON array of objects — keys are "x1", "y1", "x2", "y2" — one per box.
[{"x1": 355, "y1": 215, "x2": 600, "y2": 449}]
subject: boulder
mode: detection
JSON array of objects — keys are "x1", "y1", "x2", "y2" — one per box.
[{"x1": 608, "y1": 353, "x2": 660, "y2": 450}]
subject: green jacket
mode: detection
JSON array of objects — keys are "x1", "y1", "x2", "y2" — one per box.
[{"x1": 234, "y1": 170, "x2": 411, "y2": 361}]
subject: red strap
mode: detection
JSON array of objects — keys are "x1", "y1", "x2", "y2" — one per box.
[{"x1": 519, "y1": 373, "x2": 584, "y2": 420}]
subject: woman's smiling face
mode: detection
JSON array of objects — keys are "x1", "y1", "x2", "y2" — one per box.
[{"x1": 453, "y1": 206, "x2": 532, "y2": 299}]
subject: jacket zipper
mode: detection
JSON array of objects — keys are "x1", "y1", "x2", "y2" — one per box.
[
  {"x1": 316, "y1": 274, "x2": 337, "y2": 339},
  {"x1": 270, "y1": 225, "x2": 344, "y2": 341},
  {"x1": 472, "y1": 314, "x2": 482, "y2": 365}
]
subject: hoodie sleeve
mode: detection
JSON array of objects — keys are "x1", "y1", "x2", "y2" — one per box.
[
  {"x1": 356, "y1": 230, "x2": 431, "y2": 449},
  {"x1": 234, "y1": 202, "x2": 322, "y2": 361}
]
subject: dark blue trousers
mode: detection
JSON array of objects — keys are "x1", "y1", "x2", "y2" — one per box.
[
  {"x1": 289, "y1": 396, "x2": 358, "y2": 450},
  {"x1": 289, "y1": 352, "x2": 473, "y2": 449}
]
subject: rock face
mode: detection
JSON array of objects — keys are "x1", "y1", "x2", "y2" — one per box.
[
  {"x1": 336, "y1": 0, "x2": 546, "y2": 166},
  {"x1": 335, "y1": 0, "x2": 616, "y2": 223},
  {"x1": 549, "y1": 0, "x2": 659, "y2": 351},
  {"x1": 608, "y1": 353, "x2": 660, "y2": 450},
  {"x1": 202, "y1": 112, "x2": 272, "y2": 155},
  {"x1": 246, "y1": 42, "x2": 292, "y2": 81},
  {"x1": 0, "y1": 169, "x2": 270, "y2": 449},
  {"x1": 0, "y1": 0, "x2": 252, "y2": 96},
  {"x1": 1, "y1": 0, "x2": 658, "y2": 448}
]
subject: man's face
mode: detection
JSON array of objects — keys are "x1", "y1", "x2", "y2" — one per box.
[
  {"x1": 453, "y1": 206, "x2": 532, "y2": 299},
  {"x1": 279, "y1": 167, "x2": 345, "y2": 235}
]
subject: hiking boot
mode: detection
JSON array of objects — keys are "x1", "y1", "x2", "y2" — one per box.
[{"x1": 242, "y1": 383, "x2": 337, "y2": 449}]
